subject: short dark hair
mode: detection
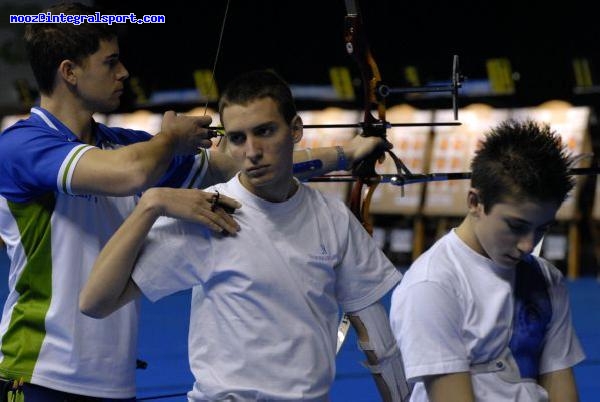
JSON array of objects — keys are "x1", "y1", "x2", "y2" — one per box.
[
  {"x1": 24, "y1": 2, "x2": 118, "y2": 95},
  {"x1": 218, "y1": 70, "x2": 297, "y2": 125},
  {"x1": 471, "y1": 119, "x2": 575, "y2": 212}
]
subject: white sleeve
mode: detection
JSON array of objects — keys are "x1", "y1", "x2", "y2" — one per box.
[
  {"x1": 390, "y1": 280, "x2": 470, "y2": 381},
  {"x1": 335, "y1": 210, "x2": 402, "y2": 313},
  {"x1": 538, "y1": 264, "x2": 585, "y2": 373},
  {"x1": 131, "y1": 216, "x2": 213, "y2": 302}
]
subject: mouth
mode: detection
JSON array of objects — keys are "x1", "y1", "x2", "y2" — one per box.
[
  {"x1": 505, "y1": 255, "x2": 521, "y2": 264},
  {"x1": 245, "y1": 165, "x2": 270, "y2": 176}
]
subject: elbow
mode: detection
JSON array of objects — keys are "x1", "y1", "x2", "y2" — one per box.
[
  {"x1": 119, "y1": 168, "x2": 153, "y2": 195},
  {"x1": 79, "y1": 291, "x2": 111, "y2": 319},
  {"x1": 91, "y1": 169, "x2": 150, "y2": 197},
  {"x1": 108, "y1": 157, "x2": 159, "y2": 195}
]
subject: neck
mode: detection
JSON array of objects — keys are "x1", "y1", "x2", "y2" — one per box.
[
  {"x1": 40, "y1": 90, "x2": 95, "y2": 144},
  {"x1": 239, "y1": 174, "x2": 298, "y2": 203},
  {"x1": 454, "y1": 215, "x2": 485, "y2": 256}
]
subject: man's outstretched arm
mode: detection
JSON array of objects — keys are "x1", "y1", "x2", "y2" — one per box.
[
  {"x1": 202, "y1": 135, "x2": 390, "y2": 186},
  {"x1": 348, "y1": 302, "x2": 412, "y2": 402},
  {"x1": 72, "y1": 112, "x2": 214, "y2": 195},
  {"x1": 80, "y1": 187, "x2": 241, "y2": 318}
]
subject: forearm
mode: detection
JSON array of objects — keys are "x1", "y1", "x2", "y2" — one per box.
[
  {"x1": 72, "y1": 111, "x2": 213, "y2": 195},
  {"x1": 424, "y1": 372, "x2": 475, "y2": 402},
  {"x1": 203, "y1": 145, "x2": 353, "y2": 185},
  {"x1": 293, "y1": 146, "x2": 350, "y2": 180},
  {"x1": 293, "y1": 134, "x2": 386, "y2": 180},
  {"x1": 348, "y1": 302, "x2": 412, "y2": 402},
  {"x1": 80, "y1": 190, "x2": 162, "y2": 317},
  {"x1": 72, "y1": 133, "x2": 179, "y2": 195},
  {"x1": 115, "y1": 133, "x2": 180, "y2": 189},
  {"x1": 540, "y1": 368, "x2": 579, "y2": 402}
]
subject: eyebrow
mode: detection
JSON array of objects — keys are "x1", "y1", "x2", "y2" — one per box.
[{"x1": 226, "y1": 121, "x2": 276, "y2": 137}]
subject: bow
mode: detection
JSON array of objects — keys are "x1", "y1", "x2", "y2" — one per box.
[
  {"x1": 335, "y1": 0, "x2": 400, "y2": 355},
  {"x1": 335, "y1": 0, "x2": 462, "y2": 357},
  {"x1": 343, "y1": 0, "x2": 414, "y2": 235}
]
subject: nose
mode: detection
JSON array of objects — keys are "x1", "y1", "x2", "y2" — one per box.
[
  {"x1": 245, "y1": 136, "x2": 262, "y2": 163},
  {"x1": 517, "y1": 231, "x2": 537, "y2": 255},
  {"x1": 117, "y1": 62, "x2": 130, "y2": 81}
]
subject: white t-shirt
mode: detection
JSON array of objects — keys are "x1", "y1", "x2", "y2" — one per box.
[
  {"x1": 390, "y1": 229, "x2": 585, "y2": 402},
  {"x1": 132, "y1": 175, "x2": 402, "y2": 401}
]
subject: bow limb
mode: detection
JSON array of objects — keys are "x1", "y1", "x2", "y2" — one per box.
[
  {"x1": 344, "y1": 0, "x2": 385, "y2": 234},
  {"x1": 344, "y1": 0, "x2": 386, "y2": 130},
  {"x1": 338, "y1": 3, "x2": 382, "y2": 355},
  {"x1": 337, "y1": 3, "x2": 404, "y2": 375}
]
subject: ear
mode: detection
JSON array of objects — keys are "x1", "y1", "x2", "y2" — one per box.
[
  {"x1": 290, "y1": 115, "x2": 303, "y2": 144},
  {"x1": 467, "y1": 188, "x2": 483, "y2": 216},
  {"x1": 58, "y1": 60, "x2": 78, "y2": 86}
]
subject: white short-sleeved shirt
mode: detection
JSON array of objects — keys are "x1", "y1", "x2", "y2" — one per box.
[
  {"x1": 390, "y1": 229, "x2": 585, "y2": 402},
  {"x1": 0, "y1": 107, "x2": 209, "y2": 398},
  {"x1": 133, "y1": 175, "x2": 402, "y2": 401}
]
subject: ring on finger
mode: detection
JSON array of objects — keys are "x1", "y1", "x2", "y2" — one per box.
[{"x1": 210, "y1": 190, "x2": 220, "y2": 212}]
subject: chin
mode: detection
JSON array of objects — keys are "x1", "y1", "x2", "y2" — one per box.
[
  {"x1": 241, "y1": 173, "x2": 268, "y2": 187},
  {"x1": 496, "y1": 258, "x2": 519, "y2": 269},
  {"x1": 94, "y1": 99, "x2": 120, "y2": 113},
  {"x1": 248, "y1": 177, "x2": 274, "y2": 188}
]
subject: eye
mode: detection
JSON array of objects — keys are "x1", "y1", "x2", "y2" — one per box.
[
  {"x1": 255, "y1": 125, "x2": 275, "y2": 136},
  {"x1": 227, "y1": 133, "x2": 246, "y2": 145},
  {"x1": 106, "y1": 58, "x2": 119, "y2": 68},
  {"x1": 535, "y1": 223, "x2": 553, "y2": 236},
  {"x1": 506, "y1": 221, "x2": 529, "y2": 235}
]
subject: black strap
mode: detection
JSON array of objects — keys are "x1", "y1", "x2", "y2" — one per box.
[
  {"x1": 0, "y1": 378, "x2": 23, "y2": 402},
  {"x1": 0, "y1": 379, "x2": 10, "y2": 402}
]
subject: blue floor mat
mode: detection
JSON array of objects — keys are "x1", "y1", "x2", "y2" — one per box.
[{"x1": 0, "y1": 249, "x2": 598, "y2": 400}]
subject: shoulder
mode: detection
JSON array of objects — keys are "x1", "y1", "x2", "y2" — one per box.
[
  {"x1": 531, "y1": 256, "x2": 564, "y2": 283},
  {"x1": 391, "y1": 239, "x2": 466, "y2": 317},
  {"x1": 401, "y1": 234, "x2": 461, "y2": 289},
  {"x1": 391, "y1": 237, "x2": 470, "y2": 331},
  {"x1": 301, "y1": 184, "x2": 351, "y2": 217},
  {"x1": 531, "y1": 256, "x2": 569, "y2": 293},
  {"x1": 0, "y1": 117, "x2": 81, "y2": 167},
  {"x1": 0, "y1": 117, "x2": 57, "y2": 145},
  {"x1": 202, "y1": 175, "x2": 239, "y2": 199}
]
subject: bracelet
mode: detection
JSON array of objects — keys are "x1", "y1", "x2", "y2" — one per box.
[
  {"x1": 305, "y1": 147, "x2": 313, "y2": 161},
  {"x1": 335, "y1": 145, "x2": 349, "y2": 171}
]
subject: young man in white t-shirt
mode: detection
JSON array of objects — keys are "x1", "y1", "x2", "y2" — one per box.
[
  {"x1": 390, "y1": 119, "x2": 585, "y2": 402},
  {"x1": 80, "y1": 70, "x2": 410, "y2": 401}
]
